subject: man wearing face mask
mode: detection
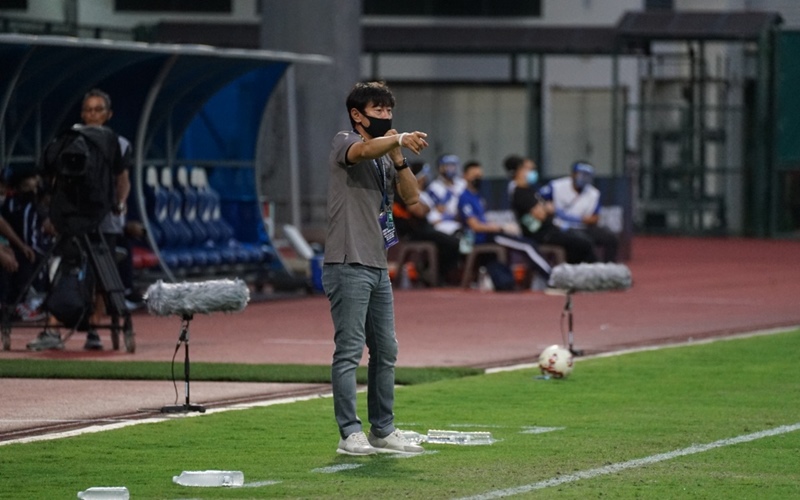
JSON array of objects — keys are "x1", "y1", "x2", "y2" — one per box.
[
  {"x1": 538, "y1": 161, "x2": 618, "y2": 262},
  {"x1": 458, "y1": 162, "x2": 552, "y2": 284},
  {"x1": 504, "y1": 154, "x2": 537, "y2": 198},
  {"x1": 425, "y1": 154, "x2": 467, "y2": 236},
  {"x1": 322, "y1": 81, "x2": 429, "y2": 456},
  {"x1": 508, "y1": 156, "x2": 597, "y2": 264}
]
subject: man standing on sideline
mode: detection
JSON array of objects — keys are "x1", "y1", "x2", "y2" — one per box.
[
  {"x1": 79, "y1": 89, "x2": 131, "y2": 350},
  {"x1": 322, "y1": 81, "x2": 429, "y2": 455}
]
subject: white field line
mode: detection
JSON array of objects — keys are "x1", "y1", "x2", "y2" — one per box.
[
  {"x1": 312, "y1": 464, "x2": 364, "y2": 473},
  {"x1": 242, "y1": 480, "x2": 282, "y2": 487},
  {"x1": 0, "y1": 392, "x2": 333, "y2": 447},
  {"x1": 520, "y1": 426, "x2": 564, "y2": 434},
  {"x1": 456, "y1": 422, "x2": 800, "y2": 500},
  {"x1": 485, "y1": 325, "x2": 799, "y2": 374}
]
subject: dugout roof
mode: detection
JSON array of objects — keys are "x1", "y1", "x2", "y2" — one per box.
[
  {"x1": 0, "y1": 33, "x2": 329, "y2": 168},
  {"x1": 0, "y1": 33, "x2": 329, "y2": 280}
]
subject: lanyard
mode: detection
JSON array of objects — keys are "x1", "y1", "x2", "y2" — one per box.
[{"x1": 373, "y1": 156, "x2": 390, "y2": 212}]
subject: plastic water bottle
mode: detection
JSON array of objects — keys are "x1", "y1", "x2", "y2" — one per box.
[
  {"x1": 172, "y1": 470, "x2": 244, "y2": 487},
  {"x1": 426, "y1": 430, "x2": 494, "y2": 445},
  {"x1": 76, "y1": 486, "x2": 130, "y2": 499},
  {"x1": 477, "y1": 266, "x2": 494, "y2": 292},
  {"x1": 459, "y1": 230, "x2": 475, "y2": 255}
]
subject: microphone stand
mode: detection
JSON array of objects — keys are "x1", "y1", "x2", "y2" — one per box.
[
  {"x1": 561, "y1": 290, "x2": 584, "y2": 356},
  {"x1": 161, "y1": 314, "x2": 206, "y2": 413}
]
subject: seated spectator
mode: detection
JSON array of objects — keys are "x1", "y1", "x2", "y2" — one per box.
[
  {"x1": 426, "y1": 154, "x2": 466, "y2": 236},
  {"x1": 539, "y1": 161, "x2": 618, "y2": 262},
  {"x1": 507, "y1": 156, "x2": 597, "y2": 264},
  {"x1": 0, "y1": 167, "x2": 45, "y2": 320},
  {"x1": 504, "y1": 154, "x2": 532, "y2": 199},
  {"x1": 392, "y1": 161, "x2": 461, "y2": 285},
  {"x1": 458, "y1": 161, "x2": 552, "y2": 284},
  {"x1": 0, "y1": 240, "x2": 17, "y2": 273}
]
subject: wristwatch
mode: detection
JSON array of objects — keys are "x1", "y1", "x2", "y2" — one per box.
[
  {"x1": 114, "y1": 202, "x2": 126, "y2": 214},
  {"x1": 395, "y1": 158, "x2": 409, "y2": 171}
]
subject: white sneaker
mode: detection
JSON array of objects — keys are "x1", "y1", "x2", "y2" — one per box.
[
  {"x1": 26, "y1": 330, "x2": 64, "y2": 351},
  {"x1": 368, "y1": 429, "x2": 425, "y2": 455},
  {"x1": 337, "y1": 431, "x2": 378, "y2": 456}
]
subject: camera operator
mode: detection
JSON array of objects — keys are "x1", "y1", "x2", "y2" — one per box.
[
  {"x1": 27, "y1": 89, "x2": 131, "y2": 351},
  {"x1": 79, "y1": 89, "x2": 131, "y2": 350}
]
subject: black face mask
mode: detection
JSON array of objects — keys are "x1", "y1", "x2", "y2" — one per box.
[
  {"x1": 471, "y1": 178, "x2": 483, "y2": 191},
  {"x1": 362, "y1": 115, "x2": 392, "y2": 139}
]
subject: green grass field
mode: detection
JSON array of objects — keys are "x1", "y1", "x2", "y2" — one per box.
[{"x1": 2, "y1": 329, "x2": 799, "y2": 499}]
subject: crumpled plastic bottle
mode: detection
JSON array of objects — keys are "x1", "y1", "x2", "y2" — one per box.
[
  {"x1": 426, "y1": 430, "x2": 494, "y2": 445},
  {"x1": 172, "y1": 470, "x2": 244, "y2": 487},
  {"x1": 76, "y1": 486, "x2": 130, "y2": 499}
]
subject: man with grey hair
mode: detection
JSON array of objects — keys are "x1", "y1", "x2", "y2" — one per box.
[
  {"x1": 79, "y1": 89, "x2": 132, "y2": 350},
  {"x1": 26, "y1": 88, "x2": 131, "y2": 351}
]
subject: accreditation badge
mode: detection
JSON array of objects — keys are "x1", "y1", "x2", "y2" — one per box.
[{"x1": 379, "y1": 211, "x2": 399, "y2": 249}]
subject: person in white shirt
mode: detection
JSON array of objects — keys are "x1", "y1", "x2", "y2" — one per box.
[
  {"x1": 538, "y1": 161, "x2": 618, "y2": 262},
  {"x1": 425, "y1": 154, "x2": 467, "y2": 235}
]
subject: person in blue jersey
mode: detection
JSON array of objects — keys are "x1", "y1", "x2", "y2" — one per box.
[
  {"x1": 538, "y1": 161, "x2": 618, "y2": 262},
  {"x1": 322, "y1": 81, "x2": 428, "y2": 456}
]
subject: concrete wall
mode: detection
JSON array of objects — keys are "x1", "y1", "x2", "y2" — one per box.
[
  {"x1": 5, "y1": 0, "x2": 263, "y2": 26},
  {"x1": 259, "y1": 0, "x2": 361, "y2": 234}
]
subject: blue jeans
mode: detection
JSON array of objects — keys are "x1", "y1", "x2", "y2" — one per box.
[{"x1": 322, "y1": 263, "x2": 398, "y2": 439}]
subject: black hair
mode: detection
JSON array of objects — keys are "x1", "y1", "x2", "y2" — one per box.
[
  {"x1": 503, "y1": 154, "x2": 525, "y2": 174},
  {"x1": 346, "y1": 81, "x2": 395, "y2": 127},
  {"x1": 463, "y1": 161, "x2": 482, "y2": 175}
]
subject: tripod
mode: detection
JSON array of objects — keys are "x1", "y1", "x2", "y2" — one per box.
[
  {"x1": 161, "y1": 313, "x2": 206, "y2": 413},
  {"x1": 0, "y1": 231, "x2": 135, "y2": 352}
]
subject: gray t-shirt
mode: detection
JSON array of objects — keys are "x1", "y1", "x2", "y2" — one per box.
[{"x1": 323, "y1": 130, "x2": 396, "y2": 268}]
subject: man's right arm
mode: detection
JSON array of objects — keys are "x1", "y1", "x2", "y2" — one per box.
[{"x1": 346, "y1": 131, "x2": 428, "y2": 164}]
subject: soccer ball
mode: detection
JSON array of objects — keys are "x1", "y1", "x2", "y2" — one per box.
[{"x1": 538, "y1": 345, "x2": 574, "y2": 379}]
